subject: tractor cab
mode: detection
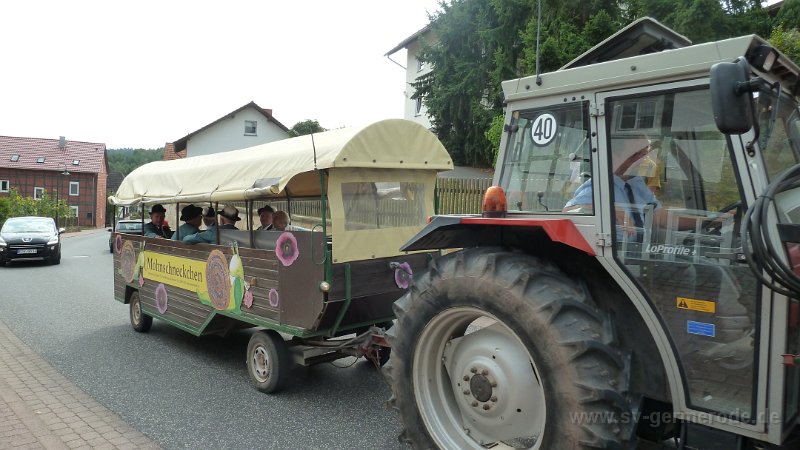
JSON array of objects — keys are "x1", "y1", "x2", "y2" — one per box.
[{"x1": 390, "y1": 20, "x2": 800, "y2": 450}]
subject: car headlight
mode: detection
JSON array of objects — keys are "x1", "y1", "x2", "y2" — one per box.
[
  {"x1": 47, "y1": 235, "x2": 59, "y2": 245},
  {"x1": 0, "y1": 236, "x2": 6, "y2": 247}
]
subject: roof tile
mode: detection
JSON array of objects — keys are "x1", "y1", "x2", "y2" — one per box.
[{"x1": 0, "y1": 136, "x2": 106, "y2": 174}]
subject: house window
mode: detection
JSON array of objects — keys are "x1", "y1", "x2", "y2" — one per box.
[
  {"x1": 72, "y1": 159, "x2": 80, "y2": 166},
  {"x1": 69, "y1": 181, "x2": 79, "y2": 196},
  {"x1": 36, "y1": 157, "x2": 45, "y2": 163},
  {"x1": 244, "y1": 120, "x2": 257, "y2": 135},
  {"x1": 417, "y1": 58, "x2": 425, "y2": 72},
  {"x1": 10, "y1": 154, "x2": 19, "y2": 162},
  {"x1": 0, "y1": 180, "x2": 8, "y2": 192},
  {"x1": 613, "y1": 97, "x2": 662, "y2": 134},
  {"x1": 415, "y1": 97, "x2": 423, "y2": 116},
  {"x1": 70, "y1": 206, "x2": 79, "y2": 219},
  {"x1": 34, "y1": 187, "x2": 44, "y2": 199}
]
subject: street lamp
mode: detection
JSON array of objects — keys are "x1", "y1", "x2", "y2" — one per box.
[{"x1": 55, "y1": 165, "x2": 70, "y2": 228}]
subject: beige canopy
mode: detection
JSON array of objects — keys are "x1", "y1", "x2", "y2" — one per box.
[{"x1": 109, "y1": 119, "x2": 452, "y2": 206}]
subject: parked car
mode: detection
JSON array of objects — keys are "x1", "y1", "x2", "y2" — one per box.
[
  {"x1": 0, "y1": 216, "x2": 64, "y2": 266},
  {"x1": 108, "y1": 220, "x2": 143, "y2": 253}
]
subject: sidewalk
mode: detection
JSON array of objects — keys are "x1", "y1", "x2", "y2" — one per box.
[{"x1": 0, "y1": 319, "x2": 160, "y2": 450}]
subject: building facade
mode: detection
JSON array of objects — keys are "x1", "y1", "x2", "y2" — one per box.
[
  {"x1": 386, "y1": 25, "x2": 436, "y2": 129},
  {"x1": 169, "y1": 101, "x2": 290, "y2": 159},
  {"x1": 0, "y1": 136, "x2": 108, "y2": 228}
]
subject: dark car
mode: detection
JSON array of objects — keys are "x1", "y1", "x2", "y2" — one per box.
[
  {"x1": 0, "y1": 216, "x2": 64, "y2": 266},
  {"x1": 108, "y1": 220, "x2": 143, "y2": 253}
]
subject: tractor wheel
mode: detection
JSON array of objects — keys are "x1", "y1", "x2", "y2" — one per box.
[{"x1": 384, "y1": 248, "x2": 636, "y2": 449}]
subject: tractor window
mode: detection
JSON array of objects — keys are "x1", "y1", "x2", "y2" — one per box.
[
  {"x1": 608, "y1": 88, "x2": 760, "y2": 421},
  {"x1": 498, "y1": 101, "x2": 591, "y2": 214},
  {"x1": 757, "y1": 92, "x2": 800, "y2": 182}
]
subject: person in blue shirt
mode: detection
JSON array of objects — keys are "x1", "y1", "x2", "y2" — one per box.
[
  {"x1": 171, "y1": 205, "x2": 203, "y2": 241},
  {"x1": 564, "y1": 136, "x2": 659, "y2": 239},
  {"x1": 183, "y1": 205, "x2": 240, "y2": 244}
]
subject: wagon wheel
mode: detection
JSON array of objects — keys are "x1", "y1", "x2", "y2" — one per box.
[
  {"x1": 246, "y1": 330, "x2": 291, "y2": 393},
  {"x1": 129, "y1": 291, "x2": 152, "y2": 333}
]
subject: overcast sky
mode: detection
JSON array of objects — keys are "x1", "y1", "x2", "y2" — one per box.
[{"x1": 0, "y1": 1, "x2": 440, "y2": 149}]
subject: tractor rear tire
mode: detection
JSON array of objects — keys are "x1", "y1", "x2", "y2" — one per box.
[{"x1": 384, "y1": 248, "x2": 637, "y2": 449}]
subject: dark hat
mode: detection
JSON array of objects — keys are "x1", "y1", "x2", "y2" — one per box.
[
  {"x1": 149, "y1": 204, "x2": 166, "y2": 214},
  {"x1": 202, "y1": 206, "x2": 216, "y2": 218},
  {"x1": 257, "y1": 205, "x2": 274, "y2": 215},
  {"x1": 219, "y1": 205, "x2": 241, "y2": 222},
  {"x1": 180, "y1": 205, "x2": 203, "y2": 221}
]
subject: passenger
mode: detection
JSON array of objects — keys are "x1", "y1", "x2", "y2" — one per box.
[
  {"x1": 171, "y1": 205, "x2": 203, "y2": 241},
  {"x1": 201, "y1": 206, "x2": 216, "y2": 228},
  {"x1": 272, "y1": 210, "x2": 289, "y2": 231},
  {"x1": 272, "y1": 210, "x2": 304, "y2": 231},
  {"x1": 182, "y1": 205, "x2": 240, "y2": 244},
  {"x1": 256, "y1": 205, "x2": 274, "y2": 230},
  {"x1": 143, "y1": 204, "x2": 173, "y2": 238},
  {"x1": 218, "y1": 205, "x2": 241, "y2": 230}
]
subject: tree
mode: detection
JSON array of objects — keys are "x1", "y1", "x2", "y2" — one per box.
[
  {"x1": 289, "y1": 120, "x2": 326, "y2": 137},
  {"x1": 107, "y1": 148, "x2": 164, "y2": 175},
  {"x1": 770, "y1": 24, "x2": 800, "y2": 63},
  {"x1": 776, "y1": 0, "x2": 800, "y2": 30}
]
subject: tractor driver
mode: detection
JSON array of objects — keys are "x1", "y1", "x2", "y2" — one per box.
[{"x1": 564, "y1": 136, "x2": 660, "y2": 240}]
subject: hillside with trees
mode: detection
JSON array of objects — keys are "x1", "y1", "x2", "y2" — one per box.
[
  {"x1": 107, "y1": 148, "x2": 164, "y2": 175},
  {"x1": 417, "y1": 0, "x2": 800, "y2": 167}
]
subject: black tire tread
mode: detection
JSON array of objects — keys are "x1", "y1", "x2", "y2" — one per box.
[{"x1": 384, "y1": 247, "x2": 636, "y2": 449}]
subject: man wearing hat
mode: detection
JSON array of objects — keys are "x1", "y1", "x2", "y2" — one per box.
[
  {"x1": 143, "y1": 204, "x2": 173, "y2": 238},
  {"x1": 218, "y1": 205, "x2": 241, "y2": 230},
  {"x1": 183, "y1": 205, "x2": 240, "y2": 244},
  {"x1": 171, "y1": 205, "x2": 203, "y2": 241},
  {"x1": 256, "y1": 205, "x2": 274, "y2": 231},
  {"x1": 201, "y1": 206, "x2": 216, "y2": 228}
]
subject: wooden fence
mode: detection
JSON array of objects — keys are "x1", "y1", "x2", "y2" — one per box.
[{"x1": 436, "y1": 177, "x2": 493, "y2": 214}]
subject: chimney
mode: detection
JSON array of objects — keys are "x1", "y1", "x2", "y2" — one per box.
[{"x1": 58, "y1": 136, "x2": 66, "y2": 149}]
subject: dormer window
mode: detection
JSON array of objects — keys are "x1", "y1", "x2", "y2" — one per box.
[
  {"x1": 36, "y1": 157, "x2": 45, "y2": 163},
  {"x1": 10, "y1": 154, "x2": 19, "y2": 162},
  {"x1": 244, "y1": 120, "x2": 257, "y2": 136},
  {"x1": 72, "y1": 159, "x2": 80, "y2": 165}
]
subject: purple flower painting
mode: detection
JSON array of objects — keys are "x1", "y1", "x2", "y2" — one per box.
[
  {"x1": 155, "y1": 283, "x2": 169, "y2": 314},
  {"x1": 268, "y1": 289, "x2": 280, "y2": 308},
  {"x1": 394, "y1": 262, "x2": 413, "y2": 290},
  {"x1": 138, "y1": 273, "x2": 145, "y2": 288},
  {"x1": 275, "y1": 232, "x2": 299, "y2": 266},
  {"x1": 114, "y1": 234, "x2": 123, "y2": 254},
  {"x1": 243, "y1": 290, "x2": 254, "y2": 308}
]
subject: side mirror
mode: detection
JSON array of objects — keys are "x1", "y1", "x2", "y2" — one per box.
[
  {"x1": 710, "y1": 58, "x2": 754, "y2": 134},
  {"x1": 58, "y1": 228, "x2": 66, "y2": 234},
  {"x1": 107, "y1": 228, "x2": 113, "y2": 232}
]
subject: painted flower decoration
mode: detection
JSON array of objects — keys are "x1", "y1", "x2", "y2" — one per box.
[
  {"x1": 275, "y1": 232, "x2": 299, "y2": 267},
  {"x1": 114, "y1": 233, "x2": 123, "y2": 254},
  {"x1": 268, "y1": 289, "x2": 280, "y2": 308},
  {"x1": 243, "y1": 290, "x2": 254, "y2": 308},
  {"x1": 138, "y1": 273, "x2": 145, "y2": 288},
  {"x1": 155, "y1": 283, "x2": 169, "y2": 314},
  {"x1": 394, "y1": 262, "x2": 413, "y2": 290}
]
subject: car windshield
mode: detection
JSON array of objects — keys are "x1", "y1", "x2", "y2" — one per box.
[
  {"x1": 1, "y1": 219, "x2": 55, "y2": 233},
  {"x1": 117, "y1": 222, "x2": 142, "y2": 232}
]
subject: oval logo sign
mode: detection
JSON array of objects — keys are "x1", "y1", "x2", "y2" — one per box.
[{"x1": 530, "y1": 113, "x2": 557, "y2": 146}]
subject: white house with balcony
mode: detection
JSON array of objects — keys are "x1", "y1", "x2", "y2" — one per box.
[
  {"x1": 170, "y1": 101, "x2": 290, "y2": 158},
  {"x1": 385, "y1": 25, "x2": 436, "y2": 130}
]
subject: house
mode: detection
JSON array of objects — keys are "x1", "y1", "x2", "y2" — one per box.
[
  {"x1": 0, "y1": 136, "x2": 108, "y2": 228},
  {"x1": 385, "y1": 25, "x2": 436, "y2": 129},
  {"x1": 168, "y1": 101, "x2": 290, "y2": 159}
]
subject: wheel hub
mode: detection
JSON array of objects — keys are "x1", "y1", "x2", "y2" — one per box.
[{"x1": 468, "y1": 372, "x2": 493, "y2": 403}]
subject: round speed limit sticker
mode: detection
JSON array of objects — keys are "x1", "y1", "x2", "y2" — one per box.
[{"x1": 530, "y1": 113, "x2": 557, "y2": 146}]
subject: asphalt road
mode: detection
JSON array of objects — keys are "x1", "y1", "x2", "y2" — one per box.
[{"x1": 0, "y1": 230, "x2": 408, "y2": 449}]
